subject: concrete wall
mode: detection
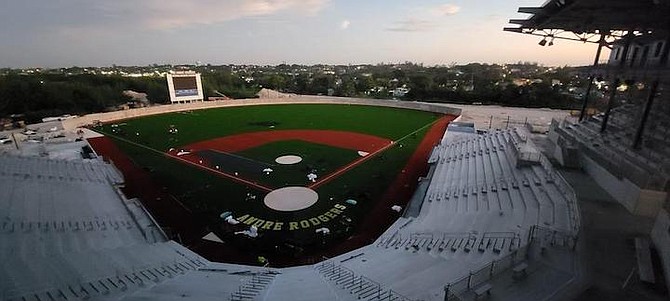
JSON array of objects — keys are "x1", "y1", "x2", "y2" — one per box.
[
  {"x1": 637, "y1": 190, "x2": 669, "y2": 217},
  {"x1": 581, "y1": 154, "x2": 667, "y2": 217},
  {"x1": 61, "y1": 96, "x2": 462, "y2": 130},
  {"x1": 651, "y1": 209, "x2": 670, "y2": 294}
]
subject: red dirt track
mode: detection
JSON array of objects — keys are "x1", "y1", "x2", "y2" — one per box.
[{"x1": 184, "y1": 129, "x2": 392, "y2": 153}]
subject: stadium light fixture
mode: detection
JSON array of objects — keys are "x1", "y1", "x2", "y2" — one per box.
[
  {"x1": 538, "y1": 38, "x2": 547, "y2": 46},
  {"x1": 548, "y1": 37, "x2": 555, "y2": 46}
]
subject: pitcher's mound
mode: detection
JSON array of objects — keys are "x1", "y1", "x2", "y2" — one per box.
[
  {"x1": 264, "y1": 187, "x2": 318, "y2": 211},
  {"x1": 275, "y1": 155, "x2": 302, "y2": 165}
]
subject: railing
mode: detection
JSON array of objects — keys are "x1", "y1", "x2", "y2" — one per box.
[
  {"x1": 316, "y1": 261, "x2": 415, "y2": 301},
  {"x1": 443, "y1": 222, "x2": 580, "y2": 300},
  {"x1": 443, "y1": 245, "x2": 529, "y2": 300},
  {"x1": 515, "y1": 151, "x2": 543, "y2": 163},
  {"x1": 539, "y1": 154, "x2": 581, "y2": 235},
  {"x1": 529, "y1": 225, "x2": 578, "y2": 250},
  {"x1": 476, "y1": 115, "x2": 553, "y2": 132}
]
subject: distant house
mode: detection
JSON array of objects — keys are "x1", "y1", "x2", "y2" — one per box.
[
  {"x1": 122, "y1": 90, "x2": 150, "y2": 107},
  {"x1": 391, "y1": 87, "x2": 410, "y2": 98}
]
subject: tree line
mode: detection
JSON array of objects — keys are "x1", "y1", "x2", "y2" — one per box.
[
  {"x1": 0, "y1": 74, "x2": 168, "y2": 123},
  {"x1": 1, "y1": 63, "x2": 585, "y2": 123}
]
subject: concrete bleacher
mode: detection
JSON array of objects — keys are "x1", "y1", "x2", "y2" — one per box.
[
  {"x1": 414, "y1": 128, "x2": 575, "y2": 234},
  {"x1": 552, "y1": 102, "x2": 670, "y2": 216},
  {"x1": 0, "y1": 155, "x2": 123, "y2": 184},
  {"x1": 0, "y1": 155, "x2": 208, "y2": 301},
  {"x1": 578, "y1": 104, "x2": 670, "y2": 189},
  {"x1": 309, "y1": 126, "x2": 579, "y2": 300},
  {"x1": 0, "y1": 121, "x2": 580, "y2": 301}
]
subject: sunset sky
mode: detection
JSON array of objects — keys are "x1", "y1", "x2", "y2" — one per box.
[{"x1": 0, "y1": 0, "x2": 605, "y2": 68}]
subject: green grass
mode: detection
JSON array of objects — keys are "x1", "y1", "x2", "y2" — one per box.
[
  {"x1": 234, "y1": 140, "x2": 361, "y2": 188},
  {"x1": 97, "y1": 104, "x2": 440, "y2": 244},
  {"x1": 97, "y1": 104, "x2": 440, "y2": 151}
]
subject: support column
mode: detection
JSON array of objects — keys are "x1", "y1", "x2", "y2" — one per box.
[
  {"x1": 579, "y1": 77, "x2": 595, "y2": 122},
  {"x1": 600, "y1": 78, "x2": 620, "y2": 133},
  {"x1": 633, "y1": 80, "x2": 659, "y2": 149},
  {"x1": 618, "y1": 33, "x2": 634, "y2": 68},
  {"x1": 659, "y1": 36, "x2": 670, "y2": 66},
  {"x1": 579, "y1": 33, "x2": 608, "y2": 122}
]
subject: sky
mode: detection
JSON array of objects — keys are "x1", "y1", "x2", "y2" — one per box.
[{"x1": 0, "y1": 0, "x2": 605, "y2": 68}]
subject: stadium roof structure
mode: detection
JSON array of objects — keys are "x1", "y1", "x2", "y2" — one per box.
[
  {"x1": 504, "y1": 0, "x2": 670, "y2": 43},
  {"x1": 505, "y1": 0, "x2": 670, "y2": 145}
]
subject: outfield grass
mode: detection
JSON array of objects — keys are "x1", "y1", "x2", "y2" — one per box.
[
  {"x1": 97, "y1": 104, "x2": 440, "y2": 151},
  {"x1": 96, "y1": 103, "x2": 440, "y2": 247}
]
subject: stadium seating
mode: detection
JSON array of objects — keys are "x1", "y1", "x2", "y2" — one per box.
[
  {"x1": 0, "y1": 123, "x2": 579, "y2": 301},
  {"x1": 556, "y1": 103, "x2": 670, "y2": 192},
  {"x1": 313, "y1": 126, "x2": 579, "y2": 300},
  {"x1": 0, "y1": 155, "x2": 206, "y2": 300}
]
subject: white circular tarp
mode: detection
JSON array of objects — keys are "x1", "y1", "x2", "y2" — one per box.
[
  {"x1": 275, "y1": 155, "x2": 302, "y2": 165},
  {"x1": 264, "y1": 186, "x2": 318, "y2": 211}
]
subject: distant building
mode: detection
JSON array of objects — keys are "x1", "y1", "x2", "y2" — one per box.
[
  {"x1": 391, "y1": 87, "x2": 410, "y2": 98},
  {"x1": 608, "y1": 34, "x2": 668, "y2": 68},
  {"x1": 0, "y1": 118, "x2": 13, "y2": 131},
  {"x1": 122, "y1": 90, "x2": 150, "y2": 105},
  {"x1": 166, "y1": 71, "x2": 204, "y2": 104}
]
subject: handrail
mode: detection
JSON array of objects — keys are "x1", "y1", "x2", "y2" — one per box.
[{"x1": 315, "y1": 261, "x2": 416, "y2": 301}]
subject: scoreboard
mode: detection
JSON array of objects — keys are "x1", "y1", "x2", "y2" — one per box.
[{"x1": 167, "y1": 71, "x2": 204, "y2": 103}]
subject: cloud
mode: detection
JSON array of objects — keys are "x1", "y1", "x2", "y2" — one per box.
[
  {"x1": 96, "y1": 0, "x2": 331, "y2": 30},
  {"x1": 340, "y1": 19, "x2": 350, "y2": 30},
  {"x1": 149, "y1": 0, "x2": 330, "y2": 29},
  {"x1": 432, "y1": 4, "x2": 461, "y2": 16},
  {"x1": 386, "y1": 18, "x2": 436, "y2": 32},
  {"x1": 386, "y1": 3, "x2": 460, "y2": 33}
]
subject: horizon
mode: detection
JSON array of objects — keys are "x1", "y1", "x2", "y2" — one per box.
[
  {"x1": 3, "y1": 61, "x2": 590, "y2": 70},
  {"x1": 1, "y1": 1, "x2": 605, "y2": 69}
]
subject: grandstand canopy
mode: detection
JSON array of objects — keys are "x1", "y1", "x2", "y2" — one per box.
[{"x1": 505, "y1": 0, "x2": 670, "y2": 34}]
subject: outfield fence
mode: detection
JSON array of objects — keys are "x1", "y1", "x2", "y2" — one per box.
[{"x1": 62, "y1": 96, "x2": 462, "y2": 130}]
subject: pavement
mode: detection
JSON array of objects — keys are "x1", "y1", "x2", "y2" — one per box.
[
  {"x1": 531, "y1": 133, "x2": 668, "y2": 301},
  {"x1": 562, "y1": 169, "x2": 667, "y2": 301}
]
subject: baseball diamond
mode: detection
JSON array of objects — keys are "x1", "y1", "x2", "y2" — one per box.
[{"x1": 88, "y1": 103, "x2": 454, "y2": 265}]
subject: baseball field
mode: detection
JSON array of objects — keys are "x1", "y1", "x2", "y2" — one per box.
[{"x1": 88, "y1": 103, "x2": 454, "y2": 265}]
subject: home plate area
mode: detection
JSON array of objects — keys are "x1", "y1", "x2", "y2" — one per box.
[{"x1": 264, "y1": 186, "x2": 319, "y2": 211}]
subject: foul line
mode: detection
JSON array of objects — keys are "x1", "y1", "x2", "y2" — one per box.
[
  {"x1": 166, "y1": 153, "x2": 273, "y2": 193},
  {"x1": 308, "y1": 117, "x2": 443, "y2": 190},
  {"x1": 101, "y1": 132, "x2": 273, "y2": 193},
  {"x1": 207, "y1": 149, "x2": 275, "y2": 167},
  {"x1": 394, "y1": 117, "x2": 444, "y2": 145}
]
